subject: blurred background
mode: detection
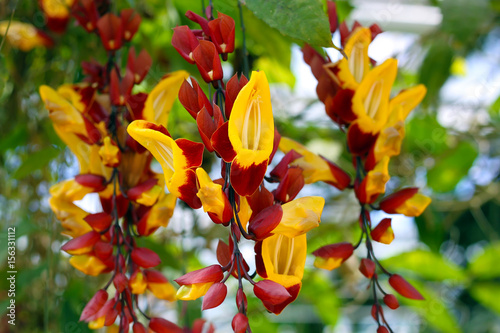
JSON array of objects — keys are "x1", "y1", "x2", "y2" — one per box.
[{"x1": 1, "y1": 0, "x2": 500, "y2": 332}]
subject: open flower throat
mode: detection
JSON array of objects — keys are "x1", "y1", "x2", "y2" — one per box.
[{"x1": 241, "y1": 90, "x2": 263, "y2": 150}]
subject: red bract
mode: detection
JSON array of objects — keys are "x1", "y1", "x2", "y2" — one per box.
[
  {"x1": 96, "y1": 13, "x2": 123, "y2": 51},
  {"x1": 326, "y1": 0, "x2": 338, "y2": 33},
  {"x1": 269, "y1": 150, "x2": 302, "y2": 181},
  {"x1": 94, "y1": 240, "x2": 113, "y2": 260},
  {"x1": 127, "y1": 178, "x2": 158, "y2": 202},
  {"x1": 371, "y1": 218, "x2": 394, "y2": 245},
  {"x1": 359, "y1": 258, "x2": 376, "y2": 279},
  {"x1": 254, "y1": 280, "x2": 291, "y2": 306},
  {"x1": 383, "y1": 294, "x2": 399, "y2": 309},
  {"x1": 175, "y1": 265, "x2": 223, "y2": 285},
  {"x1": 231, "y1": 313, "x2": 249, "y2": 333},
  {"x1": 75, "y1": 174, "x2": 106, "y2": 190},
  {"x1": 208, "y1": 12, "x2": 235, "y2": 58},
  {"x1": 72, "y1": 0, "x2": 100, "y2": 32},
  {"x1": 236, "y1": 288, "x2": 247, "y2": 312},
  {"x1": 379, "y1": 187, "x2": 419, "y2": 213},
  {"x1": 85, "y1": 213, "x2": 113, "y2": 232},
  {"x1": 388, "y1": 274, "x2": 424, "y2": 300},
  {"x1": 110, "y1": 68, "x2": 134, "y2": 106},
  {"x1": 248, "y1": 204, "x2": 283, "y2": 240},
  {"x1": 192, "y1": 319, "x2": 215, "y2": 333},
  {"x1": 121, "y1": 9, "x2": 141, "y2": 41},
  {"x1": 185, "y1": 10, "x2": 210, "y2": 36},
  {"x1": 131, "y1": 247, "x2": 161, "y2": 268},
  {"x1": 172, "y1": 26, "x2": 200, "y2": 64},
  {"x1": 113, "y1": 272, "x2": 128, "y2": 293},
  {"x1": 321, "y1": 155, "x2": 352, "y2": 190},
  {"x1": 224, "y1": 73, "x2": 248, "y2": 118},
  {"x1": 202, "y1": 282, "x2": 227, "y2": 310},
  {"x1": 377, "y1": 327, "x2": 389, "y2": 333},
  {"x1": 192, "y1": 40, "x2": 223, "y2": 83},
  {"x1": 127, "y1": 47, "x2": 152, "y2": 84},
  {"x1": 179, "y1": 78, "x2": 213, "y2": 118},
  {"x1": 273, "y1": 167, "x2": 305, "y2": 203},
  {"x1": 80, "y1": 289, "x2": 108, "y2": 321},
  {"x1": 197, "y1": 105, "x2": 224, "y2": 152},
  {"x1": 133, "y1": 322, "x2": 147, "y2": 333},
  {"x1": 101, "y1": 193, "x2": 129, "y2": 218},
  {"x1": 149, "y1": 317, "x2": 183, "y2": 333},
  {"x1": 61, "y1": 231, "x2": 101, "y2": 255}
]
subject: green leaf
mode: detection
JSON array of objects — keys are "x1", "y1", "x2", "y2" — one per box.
[
  {"x1": 245, "y1": 0, "x2": 334, "y2": 47},
  {"x1": 382, "y1": 250, "x2": 467, "y2": 283},
  {"x1": 13, "y1": 146, "x2": 61, "y2": 179},
  {"x1": 400, "y1": 279, "x2": 461, "y2": 333},
  {"x1": 0, "y1": 125, "x2": 29, "y2": 153},
  {"x1": 468, "y1": 242, "x2": 500, "y2": 279},
  {"x1": 469, "y1": 282, "x2": 500, "y2": 315},
  {"x1": 254, "y1": 57, "x2": 295, "y2": 88},
  {"x1": 404, "y1": 115, "x2": 448, "y2": 156},
  {"x1": 427, "y1": 141, "x2": 478, "y2": 193}
]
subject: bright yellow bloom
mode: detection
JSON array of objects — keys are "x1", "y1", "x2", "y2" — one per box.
[
  {"x1": 0, "y1": 21, "x2": 52, "y2": 51},
  {"x1": 176, "y1": 282, "x2": 214, "y2": 301},
  {"x1": 272, "y1": 196, "x2": 324, "y2": 238},
  {"x1": 130, "y1": 271, "x2": 148, "y2": 294},
  {"x1": 99, "y1": 136, "x2": 121, "y2": 167},
  {"x1": 148, "y1": 281, "x2": 177, "y2": 301},
  {"x1": 359, "y1": 156, "x2": 390, "y2": 204},
  {"x1": 395, "y1": 193, "x2": 431, "y2": 217},
  {"x1": 142, "y1": 71, "x2": 189, "y2": 126},
  {"x1": 69, "y1": 255, "x2": 107, "y2": 276},
  {"x1": 195, "y1": 168, "x2": 231, "y2": 224}
]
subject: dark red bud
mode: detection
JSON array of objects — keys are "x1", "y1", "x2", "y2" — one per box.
[
  {"x1": 248, "y1": 204, "x2": 283, "y2": 240},
  {"x1": 359, "y1": 258, "x2": 376, "y2": 279},
  {"x1": 202, "y1": 282, "x2": 227, "y2": 310},
  {"x1": 80, "y1": 289, "x2": 108, "y2": 321},
  {"x1": 389, "y1": 274, "x2": 424, "y2": 300},
  {"x1": 131, "y1": 247, "x2": 161, "y2": 268},
  {"x1": 149, "y1": 317, "x2": 183, "y2": 333},
  {"x1": 383, "y1": 294, "x2": 399, "y2": 309},
  {"x1": 231, "y1": 313, "x2": 249, "y2": 333},
  {"x1": 254, "y1": 280, "x2": 291, "y2": 305}
]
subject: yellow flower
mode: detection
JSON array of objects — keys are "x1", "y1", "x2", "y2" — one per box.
[
  {"x1": 0, "y1": 21, "x2": 53, "y2": 51},
  {"x1": 272, "y1": 196, "x2": 324, "y2": 238},
  {"x1": 69, "y1": 255, "x2": 107, "y2": 276},
  {"x1": 195, "y1": 168, "x2": 232, "y2": 224}
]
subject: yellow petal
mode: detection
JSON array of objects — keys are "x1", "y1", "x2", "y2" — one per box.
[
  {"x1": 196, "y1": 168, "x2": 226, "y2": 218},
  {"x1": 395, "y1": 193, "x2": 431, "y2": 217},
  {"x1": 228, "y1": 71, "x2": 274, "y2": 166},
  {"x1": 99, "y1": 136, "x2": 121, "y2": 167},
  {"x1": 313, "y1": 257, "x2": 343, "y2": 271},
  {"x1": 261, "y1": 233, "x2": 307, "y2": 288},
  {"x1": 388, "y1": 84, "x2": 427, "y2": 122},
  {"x1": 143, "y1": 70, "x2": 189, "y2": 126},
  {"x1": 40, "y1": 0, "x2": 74, "y2": 18},
  {"x1": 0, "y1": 21, "x2": 50, "y2": 51},
  {"x1": 176, "y1": 282, "x2": 214, "y2": 301},
  {"x1": 69, "y1": 255, "x2": 107, "y2": 276},
  {"x1": 364, "y1": 156, "x2": 390, "y2": 201},
  {"x1": 273, "y1": 196, "x2": 324, "y2": 237},
  {"x1": 148, "y1": 282, "x2": 177, "y2": 301},
  {"x1": 130, "y1": 271, "x2": 148, "y2": 294}
]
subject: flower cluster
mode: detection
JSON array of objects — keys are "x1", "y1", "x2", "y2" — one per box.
[
  {"x1": 39, "y1": 3, "x2": 214, "y2": 332},
  {"x1": 126, "y1": 7, "x2": 331, "y2": 332},
  {"x1": 297, "y1": 3, "x2": 432, "y2": 331}
]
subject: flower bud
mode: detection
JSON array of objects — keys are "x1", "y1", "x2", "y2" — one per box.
[
  {"x1": 202, "y1": 282, "x2": 227, "y2": 310},
  {"x1": 371, "y1": 218, "x2": 394, "y2": 244},
  {"x1": 359, "y1": 258, "x2": 376, "y2": 279},
  {"x1": 389, "y1": 274, "x2": 424, "y2": 300},
  {"x1": 383, "y1": 294, "x2": 399, "y2": 309},
  {"x1": 312, "y1": 242, "x2": 354, "y2": 270}
]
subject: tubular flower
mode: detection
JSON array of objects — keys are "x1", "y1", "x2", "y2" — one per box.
[
  {"x1": 225, "y1": 71, "x2": 275, "y2": 196},
  {"x1": 257, "y1": 233, "x2": 307, "y2": 314},
  {"x1": 372, "y1": 85, "x2": 427, "y2": 163},
  {"x1": 175, "y1": 265, "x2": 224, "y2": 301},
  {"x1": 356, "y1": 156, "x2": 390, "y2": 204},
  {"x1": 142, "y1": 71, "x2": 190, "y2": 126},
  {"x1": 312, "y1": 242, "x2": 354, "y2": 270},
  {"x1": 272, "y1": 196, "x2": 325, "y2": 238},
  {"x1": 40, "y1": 0, "x2": 74, "y2": 33},
  {"x1": 0, "y1": 21, "x2": 53, "y2": 51},
  {"x1": 326, "y1": 27, "x2": 372, "y2": 89},
  {"x1": 144, "y1": 270, "x2": 177, "y2": 302},
  {"x1": 69, "y1": 254, "x2": 108, "y2": 276},
  {"x1": 279, "y1": 137, "x2": 351, "y2": 190},
  {"x1": 380, "y1": 188, "x2": 431, "y2": 217},
  {"x1": 127, "y1": 121, "x2": 204, "y2": 209},
  {"x1": 195, "y1": 168, "x2": 232, "y2": 224},
  {"x1": 137, "y1": 192, "x2": 177, "y2": 236}
]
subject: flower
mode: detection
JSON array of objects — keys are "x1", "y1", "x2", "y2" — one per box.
[
  {"x1": 0, "y1": 21, "x2": 53, "y2": 51},
  {"x1": 175, "y1": 265, "x2": 224, "y2": 301},
  {"x1": 271, "y1": 196, "x2": 325, "y2": 238},
  {"x1": 312, "y1": 242, "x2": 354, "y2": 270},
  {"x1": 195, "y1": 168, "x2": 232, "y2": 224},
  {"x1": 380, "y1": 187, "x2": 431, "y2": 217}
]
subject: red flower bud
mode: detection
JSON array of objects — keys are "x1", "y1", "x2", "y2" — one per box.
[
  {"x1": 371, "y1": 218, "x2": 394, "y2": 245},
  {"x1": 80, "y1": 289, "x2": 108, "y2": 321},
  {"x1": 127, "y1": 47, "x2": 152, "y2": 84},
  {"x1": 94, "y1": 240, "x2": 113, "y2": 260},
  {"x1": 133, "y1": 322, "x2": 147, "y2": 333},
  {"x1": 114, "y1": 272, "x2": 128, "y2": 293},
  {"x1": 131, "y1": 247, "x2": 161, "y2": 268},
  {"x1": 72, "y1": 0, "x2": 99, "y2": 32},
  {"x1": 75, "y1": 174, "x2": 106, "y2": 191},
  {"x1": 254, "y1": 280, "x2": 291, "y2": 306},
  {"x1": 175, "y1": 265, "x2": 224, "y2": 285},
  {"x1": 225, "y1": 74, "x2": 248, "y2": 118},
  {"x1": 202, "y1": 282, "x2": 227, "y2": 310},
  {"x1": 383, "y1": 294, "x2": 399, "y2": 309},
  {"x1": 85, "y1": 212, "x2": 113, "y2": 232},
  {"x1": 236, "y1": 288, "x2": 247, "y2": 312},
  {"x1": 327, "y1": 1, "x2": 338, "y2": 33},
  {"x1": 61, "y1": 231, "x2": 101, "y2": 255},
  {"x1": 388, "y1": 274, "x2": 424, "y2": 300},
  {"x1": 149, "y1": 317, "x2": 183, "y2": 333},
  {"x1": 208, "y1": 12, "x2": 235, "y2": 56},
  {"x1": 377, "y1": 327, "x2": 389, "y2": 333},
  {"x1": 192, "y1": 40, "x2": 223, "y2": 83},
  {"x1": 269, "y1": 150, "x2": 303, "y2": 181},
  {"x1": 248, "y1": 204, "x2": 283, "y2": 240},
  {"x1": 96, "y1": 13, "x2": 123, "y2": 51},
  {"x1": 185, "y1": 10, "x2": 210, "y2": 36},
  {"x1": 171, "y1": 26, "x2": 199, "y2": 64},
  {"x1": 179, "y1": 78, "x2": 213, "y2": 118},
  {"x1": 273, "y1": 167, "x2": 304, "y2": 203},
  {"x1": 121, "y1": 9, "x2": 141, "y2": 41},
  {"x1": 231, "y1": 313, "x2": 249, "y2": 333},
  {"x1": 371, "y1": 303, "x2": 384, "y2": 321},
  {"x1": 359, "y1": 258, "x2": 376, "y2": 279},
  {"x1": 312, "y1": 242, "x2": 354, "y2": 270}
]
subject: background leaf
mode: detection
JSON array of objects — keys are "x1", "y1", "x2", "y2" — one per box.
[{"x1": 468, "y1": 242, "x2": 500, "y2": 279}]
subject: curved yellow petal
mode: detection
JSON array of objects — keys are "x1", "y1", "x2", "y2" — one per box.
[
  {"x1": 143, "y1": 70, "x2": 190, "y2": 126},
  {"x1": 69, "y1": 255, "x2": 107, "y2": 276},
  {"x1": 176, "y1": 282, "x2": 214, "y2": 301},
  {"x1": 273, "y1": 196, "x2": 324, "y2": 238},
  {"x1": 196, "y1": 168, "x2": 226, "y2": 218},
  {"x1": 395, "y1": 193, "x2": 431, "y2": 217},
  {"x1": 389, "y1": 84, "x2": 427, "y2": 122}
]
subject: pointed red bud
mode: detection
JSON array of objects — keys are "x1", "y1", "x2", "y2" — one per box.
[
  {"x1": 113, "y1": 272, "x2": 128, "y2": 293},
  {"x1": 131, "y1": 247, "x2": 161, "y2": 268},
  {"x1": 80, "y1": 289, "x2": 108, "y2": 321},
  {"x1": 248, "y1": 204, "x2": 283, "y2": 240},
  {"x1": 192, "y1": 40, "x2": 223, "y2": 83},
  {"x1": 236, "y1": 288, "x2": 247, "y2": 312},
  {"x1": 127, "y1": 47, "x2": 152, "y2": 84},
  {"x1": 84, "y1": 212, "x2": 113, "y2": 232},
  {"x1": 172, "y1": 26, "x2": 199, "y2": 64},
  {"x1": 75, "y1": 174, "x2": 106, "y2": 191},
  {"x1": 133, "y1": 322, "x2": 147, "y2": 333},
  {"x1": 185, "y1": 10, "x2": 210, "y2": 36},
  {"x1": 96, "y1": 13, "x2": 123, "y2": 51},
  {"x1": 61, "y1": 231, "x2": 101, "y2": 255},
  {"x1": 254, "y1": 280, "x2": 291, "y2": 306},
  {"x1": 273, "y1": 167, "x2": 304, "y2": 203},
  {"x1": 179, "y1": 78, "x2": 212, "y2": 118},
  {"x1": 175, "y1": 265, "x2": 223, "y2": 285},
  {"x1": 121, "y1": 9, "x2": 141, "y2": 41},
  {"x1": 247, "y1": 185, "x2": 274, "y2": 219},
  {"x1": 371, "y1": 218, "x2": 394, "y2": 245},
  {"x1": 389, "y1": 274, "x2": 424, "y2": 300},
  {"x1": 208, "y1": 12, "x2": 235, "y2": 56},
  {"x1": 94, "y1": 240, "x2": 113, "y2": 260},
  {"x1": 383, "y1": 294, "x2": 399, "y2": 309},
  {"x1": 380, "y1": 188, "x2": 419, "y2": 213},
  {"x1": 327, "y1": 1, "x2": 338, "y2": 33},
  {"x1": 202, "y1": 282, "x2": 227, "y2": 310},
  {"x1": 149, "y1": 317, "x2": 183, "y2": 333},
  {"x1": 269, "y1": 149, "x2": 303, "y2": 180},
  {"x1": 377, "y1": 327, "x2": 389, "y2": 333},
  {"x1": 197, "y1": 106, "x2": 219, "y2": 152},
  {"x1": 371, "y1": 303, "x2": 384, "y2": 321},
  {"x1": 216, "y1": 240, "x2": 231, "y2": 267},
  {"x1": 359, "y1": 258, "x2": 376, "y2": 279},
  {"x1": 225, "y1": 73, "x2": 248, "y2": 118},
  {"x1": 231, "y1": 313, "x2": 249, "y2": 333}
]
